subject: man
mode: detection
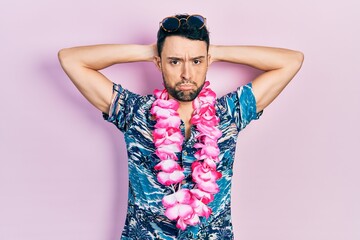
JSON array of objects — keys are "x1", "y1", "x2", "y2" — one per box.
[{"x1": 58, "y1": 14, "x2": 303, "y2": 240}]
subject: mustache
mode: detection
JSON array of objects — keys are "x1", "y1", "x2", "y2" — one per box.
[{"x1": 176, "y1": 80, "x2": 197, "y2": 86}]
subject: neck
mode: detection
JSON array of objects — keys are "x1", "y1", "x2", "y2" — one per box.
[
  {"x1": 178, "y1": 102, "x2": 193, "y2": 140},
  {"x1": 178, "y1": 101, "x2": 193, "y2": 120},
  {"x1": 168, "y1": 96, "x2": 194, "y2": 123}
]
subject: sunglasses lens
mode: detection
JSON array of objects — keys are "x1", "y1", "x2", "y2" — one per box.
[
  {"x1": 162, "y1": 17, "x2": 179, "y2": 31},
  {"x1": 187, "y1": 15, "x2": 205, "y2": 28}
]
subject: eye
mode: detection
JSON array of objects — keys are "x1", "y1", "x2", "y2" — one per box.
[
  {"x1": 193, "y1": 59, "x2": 201, "y2": 65},
  {"x1": 170, "y1": 60, "x2": 179, "y2": 65}
]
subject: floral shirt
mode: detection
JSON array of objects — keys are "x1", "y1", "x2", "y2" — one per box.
[{"x1": 102, "y1": 82, "x2": 262, "y2": 240}]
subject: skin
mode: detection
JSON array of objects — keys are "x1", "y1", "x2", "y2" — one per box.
[
  {"x1": 58, "y1": 35, "x2": 304, "y2": 140},
  {"x1": 57, "y1": 22, "x2": 304, "y2": 231},
  {"x1": 153, "y1": 36, "x2": 211, "y2": 137},
  {"x1": 154, "y1": 36, "x2": 209, "y2": 102}
]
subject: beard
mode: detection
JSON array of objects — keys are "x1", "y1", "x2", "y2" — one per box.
[{"x1": 163, "y1": 76, "x2": 205, "y2": 102}]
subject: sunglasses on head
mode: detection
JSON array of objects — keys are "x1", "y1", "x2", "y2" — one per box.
[{"x1": 160, "y1": 14, "x2": 207, "y2": 32}]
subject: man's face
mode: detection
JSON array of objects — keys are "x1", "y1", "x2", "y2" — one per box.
[{"x1": 155, "y1": 36, "x2": 210, "y2": 102}]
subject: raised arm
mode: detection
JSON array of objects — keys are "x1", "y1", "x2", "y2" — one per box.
[
  {"x1": 209, "y1": 45, "x2": 304, "y2": 112},
  {"x1": 58, "y1": 44, "x2": 157, "y2": 113}
]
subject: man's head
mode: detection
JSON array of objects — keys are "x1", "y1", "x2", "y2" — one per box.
[
  {"x1": 157, "y1": 14, "x2": 210, "y2": 57},
  {"x1": 154, "y1": 14, "x2": 211, "y2": 102}
]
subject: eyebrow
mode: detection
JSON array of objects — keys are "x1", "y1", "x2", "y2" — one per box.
[{"x1": 167, "y1": 56, "x2": 206, "y2": 61}]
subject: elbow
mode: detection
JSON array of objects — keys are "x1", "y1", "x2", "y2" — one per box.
[
  {"x1": 283, "y1": 50, "x2": 304, "y2": 73},
  {"x1": 58, "y1": 48, "x2": 82, "y2": 71},
  {"x1": 292, "y1": 50, "x2": 304, "y2": 69},
  {"x1": 58, "y1": 47, "x2": 87, "y2": 70},
  {"x1": 58, "y1": 48, "x2": 72, "y2": 67},
  {"x1": 57, "y1": 48, "x2": 66, "y2": 62},
  {"x1": 58, "y1": 47, "x2": 83, "y2": 68}
]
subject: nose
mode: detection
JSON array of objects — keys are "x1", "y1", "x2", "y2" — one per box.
[{"x1": 180, "y1": 62, "x2": 192, "y2": 80}]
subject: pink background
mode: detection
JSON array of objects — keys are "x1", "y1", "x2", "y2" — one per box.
[{"x1": 1, "y1": 0, "x2": 359, "y2": 239}]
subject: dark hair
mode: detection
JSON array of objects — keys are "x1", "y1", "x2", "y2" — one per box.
[{"x1": 156, "y1": 14, "x2": 210, "y2": 57}]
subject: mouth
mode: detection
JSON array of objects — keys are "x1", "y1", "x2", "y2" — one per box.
[
  {"x1": 176, "y1": 81, "x2": 196, "y2": 91},
  {"x1": 177, "y1": 84, "x2": 195, "y2": 91}
]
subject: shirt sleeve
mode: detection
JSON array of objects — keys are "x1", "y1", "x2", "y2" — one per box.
[
  {"x1": 102, "y1": 82, "x2": 139, "y2": 132},
  {"x1": 219, "y1": 82, "x2": 263, "y2": 132}
]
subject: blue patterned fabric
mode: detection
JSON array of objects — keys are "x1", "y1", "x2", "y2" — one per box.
[{"x1": 102, "y1": 82, "x2": 262, "y2": 239}]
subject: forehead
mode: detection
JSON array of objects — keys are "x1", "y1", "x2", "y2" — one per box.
[{"x1": 162, "y1": 36, "x2": 207, "y2": 57}]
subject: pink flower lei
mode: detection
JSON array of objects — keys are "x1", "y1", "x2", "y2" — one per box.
[{"x1": 150, "y1": 81, "x2": 222, "y2": 230}]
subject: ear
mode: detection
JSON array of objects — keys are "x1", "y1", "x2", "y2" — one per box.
[
  {"x1": 153, "y1": 56, "x2": 162, "y2": 72},
  {"x1": 207, "y1": 53, "x2": 213, "y2": 66}
]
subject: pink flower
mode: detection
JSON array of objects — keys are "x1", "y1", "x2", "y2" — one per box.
[
  {"x1": 165, "y1": 203, "x2": 193, "y2": 221},
  {"x1": 162, "y1": 189, "x2": 200, "y2": 230},
  {"x1": 155, "y1": 116, "x2": 181, "y2": 128},
  {"x1": 192, "y1": 81, "x2": 216, "y2": 108},
  {"x1": 194, "y1": 152, "x2": 219, "y2": 166},
  {"x1": 163, "y1": 189, "x2": 193, "y2": 207},
  {"x1": 195, "y1": 124, "x2": 222, "y2": 141},
  {"x1": 153, "y1": 128, "x2": 183, "y2": 147},
  {"x1": 154, "y1": 88, "x2": 170, "y2": 100},
  {"x1": 194, "y1": 142, "x2": 220, "y2": 158},
  {"x1": 191, "y1": 105, "x2": 219, "y2": 127},
  {"x1": 163, "y1": 190, "x2": 193, "y2": 221},
  {"x1": 191, "y1": 197, "x2": 212, "y2": 218},
  {"x1": 152, "y1": 81, "x2": 222, "y2": 230},
  {"x1": 191, "y1": 161, "x2": 222, "y2": 194},
  {"x1": 154, "y1": 98, "x2": 179, "y2": 109},
  {"x1": 190, "y1": 189, "x2": 214, "y2": 204},
  {"x1": 157, "y1": 170, "x2": 185, "y2": 186},
  {"x1": 196, "y1": 180, "x2": 220, "y2": 194},
  {"x1": 204, "y1": 158, "x2": 218, "y2": 168},
  {"x1": 176, "y1": 213, "x2": 200, "y2": 230},
  {"x1": 155, "y1": 148, "x2": 178, "y2": 161},
  {"x1": 155, "y1": 160, "x2": 182, "y2": 172},
  {"x1": 155, "y1": 143, "x2": 182, "y2": 160},
  {"x1": 151, "y1": 105, "x2": 177, "y2": 118},
  {"x1": 198, "y1": 83, "x2": 216, "y2": 103}
]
